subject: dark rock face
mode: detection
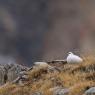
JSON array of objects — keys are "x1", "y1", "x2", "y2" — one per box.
[
  {"x1": 0, "y1": 0, "x2": 48, "y2": 66},
  {"x1": 0, "y1": 63, "x2": 28, "y2": 85}
]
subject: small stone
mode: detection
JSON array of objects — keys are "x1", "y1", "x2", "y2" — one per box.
[
  {"x1": 32, "y1": 92, "x2": 42, "y2": 95},
  {"x1": 21, "y1": 75, "x2": 29, "y2": 80},
  {"x1": 19, "y1": 71, "x2": 27, "y2": 77},
  {"x1": 53, "y1": 88, "x2": 70, "y2": 95}
]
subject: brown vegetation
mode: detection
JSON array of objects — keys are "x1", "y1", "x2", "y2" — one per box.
[{"x1": 0, "y1": 56, "x2": 95, "y2": 95}]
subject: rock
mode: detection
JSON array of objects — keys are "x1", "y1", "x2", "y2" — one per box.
[
  {"x1": 32, "y1": 92, "x2": 42, "y2": 95},
  {"x1": 0, "y1": 63, "x2": 29, "y2": 85},
  {"x1": 19, "y1": 71, "x2": 27, "y2": 77},
  {"x1": 84, "y1": 87, "x2": 95, "y2": 95},
  {"x1": 48, "y1": 66, "x2": 61, "y2": 73},
  {"x1": 48, "y1": 60, "x2": 67, "y2": 64},
  {"x1": 0, "y1": 66, "x2": 6, "y2": 85},
  {"x1": 7, "y1": 64, "x2": 28, "y2": 82},
  {"x1": 12, "y1": 74, "x2": 29, "y2": 84},
  {"x1": 4, "y1": 64, "x2": 11, "y2": 71},
  {"x1": 49, "y1": 87, "x2": 62, "y2": 92},
  {"x1": 12, "y1": 77, "x2": 21, "y2": 84},
  {"x1": 53, "y1": 88, "x2": 70, "y2": 95},
  {"x1": 8, "y1": 65, "x2": 20, "y2": 81},
  {"x1": 28, "y1": 66, "x2": 33, "y2": 71},
  {"x1": 21, "y1": 75, "x2": 29, "y2": 80},
  {"x1": 33, "y1": 62, "x2": 50, "y2": 69}
]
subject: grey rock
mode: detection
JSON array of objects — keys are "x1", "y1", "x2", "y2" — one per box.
[
  {"x1": 12, "y1": 75, "x2": 29, "y2": 84},
  {"x1": 32, "y1": 92, "x2": 42, "y2": 95},
  {"x1": 53, "y1": 88, "x2": 70, "y2": 95},
  {"x1": 4, "y1": 64, "x2": 11, "y2": 71},
  {"x1": 84, "y1": 87, "x2": 95, "y2": 95},
  {"x1": 19, "y1": 71, "x2": 27, "y2": 77},
  {"x1": 12, "y1": 77, "x2": 21, "y2": 84},
  {"x1": 12, "y1": 70, "x2": 29, "y2": 84},
  {"x1": 0, "y1": 66, "x2": 6, "y2": 85},
  {"x1": 21, "y1": 75, "x2": 29, "y2": 81},
  {"x1": 0, "y1": 63, "x2": 29, "y2": 85},
  {"x1": 28, "y1": 66, "x2": 33, "y2": 71},
  {"x1": 8, "y1": 65, "x2": 20, "y2": 81},
  {"x1": 7, "y1": 64, "x2": 28, "y2": 82}
]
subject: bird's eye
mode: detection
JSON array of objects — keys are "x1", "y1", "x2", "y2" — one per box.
[{"x1": 68, "y1": 52, "x2": 71, "y2": 54}]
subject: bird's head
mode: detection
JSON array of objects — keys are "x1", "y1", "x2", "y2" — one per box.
[{"x1": 68, "y1": 52, "x2": 74, "y2": 55}]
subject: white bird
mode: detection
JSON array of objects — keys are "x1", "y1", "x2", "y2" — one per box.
[{"x1": 67, "y1": 52, "x2": 83, "y2": 64}]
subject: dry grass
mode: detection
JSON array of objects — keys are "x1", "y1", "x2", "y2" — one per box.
[{"x1": 0, "y1": 55, "x2": 95, "y2": 95}]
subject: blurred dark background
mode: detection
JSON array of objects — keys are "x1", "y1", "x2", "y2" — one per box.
[{"x1": 0, "y1": 0, "x2": 95, "y2": 66}]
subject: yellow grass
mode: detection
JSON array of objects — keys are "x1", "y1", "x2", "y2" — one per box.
[{"x1": 0, "y1": 55, "x2": 95, "y2": 95}]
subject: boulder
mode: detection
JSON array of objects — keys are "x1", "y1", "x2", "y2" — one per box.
[{"x1": 84, "y1": 87, "x2": 95, "y2": 95}]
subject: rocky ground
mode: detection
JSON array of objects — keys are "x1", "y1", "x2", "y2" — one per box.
[{"x1": 0, "y1": 56, "x2": 95, "y2": 95}]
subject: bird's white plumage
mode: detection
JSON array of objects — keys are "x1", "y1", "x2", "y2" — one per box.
[{"x1": 67, "y1": 52, "x2": 83, "y2": 64}]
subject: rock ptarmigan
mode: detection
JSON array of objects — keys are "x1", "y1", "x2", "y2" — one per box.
[{"x1": 67, "y1": 52, "x2": 83, "y2": 64}]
